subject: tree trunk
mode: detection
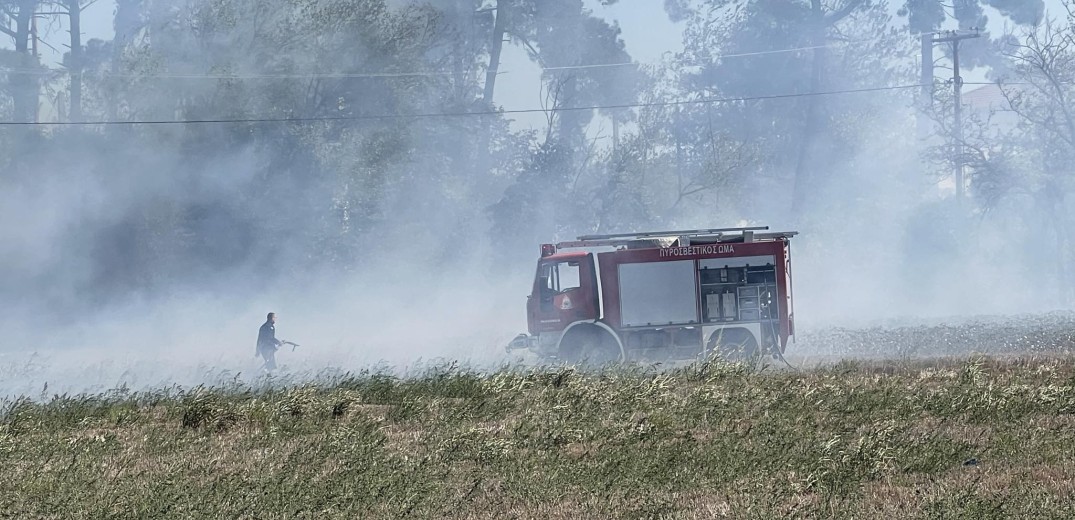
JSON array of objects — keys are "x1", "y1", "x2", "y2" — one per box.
[
  {"x1": 12, "y1": 0, "x2": 39, "y2": 123},
  {"x1": 790, "y1": 12, "x2": 826, "y2": 217},
  {"x1": 68, "y1": 0, "x2": 83, "y2": 122},
  {"x1": 790, "y1": 0, "x2": 862, "y2": 217},
  {"x1": 483, "y1": 0, "x2": 509, "y2": 105},
  {"x1": 478, "y1": 1, "x2": 511, "y2": 187}
]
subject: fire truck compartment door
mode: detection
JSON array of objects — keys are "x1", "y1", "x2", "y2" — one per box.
[{"x1": 619, "y1": 260, "x2": 698, "y2": 327}]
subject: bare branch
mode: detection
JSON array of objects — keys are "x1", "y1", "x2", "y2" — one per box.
[
  {"x1": 507, "y1": 31, "x2": 541, "y2": 67},
  {"x1": 824, "y1": 0, "x2": 864, "y2": 27},
  {"x1": 539, "y1": 74, "x2": 566, "y2": 142},
  {"x1": 35, "y1": 33, "x2": 62, "y2": 54},
  {"x1": 571, "y1": 127, "x2": 603, "y2": 194}
]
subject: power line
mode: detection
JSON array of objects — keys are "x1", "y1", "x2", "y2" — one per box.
[
  {"x1": 0, "y1": 68, "x2": 460, "y2": 79},
  {"x1": 0, "y1": 38, "x2": 886, "y2": 80},
  {"x1": 0, "y1": 83, "x2": 925, "y2": 126},
  {"x1": 542, "y1": 40, "x2": 881, "y2": 71},
  {"x1": 962, "y1": 81, "x2": 1069, "y2": 86}
]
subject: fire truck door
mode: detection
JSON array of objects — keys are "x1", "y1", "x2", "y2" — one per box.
[{"x1": 532, "y1": 255, "x2": 598, "y2": 330}]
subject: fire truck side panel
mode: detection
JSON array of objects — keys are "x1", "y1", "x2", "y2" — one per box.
[
  {"x1": 597, "y1": 240, "x2": 792, "y2": 355},
  {"x1": 599, "y1": 241, "x2": 785, "y2": 327},
  {"x1": 617, "y1": 260, "x2": 699, "y2": 327}
]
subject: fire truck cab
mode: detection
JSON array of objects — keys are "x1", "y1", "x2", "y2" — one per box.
[{"x1": 508, "y1": 226, "x2": 798, "y2": 364}]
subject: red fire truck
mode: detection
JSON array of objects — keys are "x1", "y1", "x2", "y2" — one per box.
[{"x1": 507, "y1": 226, "x2": 798, "y2": 364}]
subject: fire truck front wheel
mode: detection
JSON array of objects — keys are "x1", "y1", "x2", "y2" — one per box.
[{"x1": 558, "y1": 325, "x2": 623, "y2": 367}]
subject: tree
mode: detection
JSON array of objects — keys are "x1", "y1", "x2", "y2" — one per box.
[
  {"x1": 480, "y1": 0, "x2": 627, "y2": 108},
  {"x1": 484, "y1": 0, "x2": 643, "y2": 247},
  {"x1": 663, "y1": 0, "x2": 913, "y2": 222},
  {"x1": 0, "y1": 0, "x2": 549, "y2": 306},
  {"x1": 899, "y1": 0, "x2": 1045, "y2": 78},
  {"x1": 0, "y1": 0, "x2": 40, "y2": 122},
  {"x1": 914, "y1": 2, "x2": 1075, "y2": 304},
  {"x1": 900, "y1": 0, "x2": 1045, "y2": 33},
  {"x1": 996, "y1": 6, "x2": 1075, "y2": 301},
  {"x1": 789, "y1": 0, "x2": 867, "y2": 216}
]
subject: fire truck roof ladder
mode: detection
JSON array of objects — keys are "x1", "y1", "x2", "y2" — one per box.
[
  {"x1": 552, "y1": 227, "x2": 797, "y2": 252},
  {"x1": 577, "y1": 226, "x2": 770, "y2": 241}
]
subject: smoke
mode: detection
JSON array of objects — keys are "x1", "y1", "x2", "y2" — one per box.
[
  {"x1": 0, "y1": 122, "x2": 532, "y2": 397},
  {"x1": 0, "y1": 0, "x2": 534, "y2": 399},
  {"x1": 0, "y1": 261, "x2": 528, "y2": 399},
  {"x1": 3, "y1": 0, "x2": 1074, "y2": 400}
]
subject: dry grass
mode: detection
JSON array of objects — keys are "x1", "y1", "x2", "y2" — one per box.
[{"x1": 2, "y1": 356, "x2": 1075, "y2": 518}]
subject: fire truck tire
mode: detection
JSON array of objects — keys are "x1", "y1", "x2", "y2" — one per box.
[
  {"x1": 707, "y1": 328, "x2": 760, "y2": 364},
  {"x1": 558, "y1": 324, "x2": 623, "y2": 367}
]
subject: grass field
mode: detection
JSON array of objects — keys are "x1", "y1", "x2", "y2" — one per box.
[{"x1": 2, "y1": 355, "x2": 1075, "y2": 519}]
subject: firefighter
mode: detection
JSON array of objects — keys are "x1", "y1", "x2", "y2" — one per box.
[{"x1": 256, "y1": 312, "x2": 284, "y2": 371}]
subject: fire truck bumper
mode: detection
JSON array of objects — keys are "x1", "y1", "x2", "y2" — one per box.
[{"x1": 506, "y1": 333, "x2": 538, "y2": 352}]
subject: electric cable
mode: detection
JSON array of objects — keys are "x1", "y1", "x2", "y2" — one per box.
[
  {"x1": 0, "y1": 37, "x2": 894, "y2": 79},
  {"x1": 0, "y1": 83, "x2": 928, "y2": 126}
]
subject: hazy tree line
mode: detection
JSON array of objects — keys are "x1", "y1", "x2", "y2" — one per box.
[{"x1": 1, "y1": 0, "x2": 1073, "y2": 316}]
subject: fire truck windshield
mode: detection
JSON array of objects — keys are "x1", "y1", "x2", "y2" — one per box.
[{"x1": 540, "y1": 260, "x2": 581, "y2": 293}]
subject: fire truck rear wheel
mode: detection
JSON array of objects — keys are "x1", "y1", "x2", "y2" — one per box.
[
  {"x1": 559, "y1": 326, "x2": 622, "y2": 367},
  {"x1": 708, "y1": 328, "x2": 760, "y2": 365}
]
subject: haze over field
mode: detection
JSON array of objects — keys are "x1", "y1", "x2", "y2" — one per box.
[{"x1": 2, "y1": 0, "x2": 1075, "y2": 396}]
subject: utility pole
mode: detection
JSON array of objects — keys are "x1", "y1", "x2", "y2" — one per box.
[
  {"x1": 612, "y1": 113, "x2": 619, "y2": 158},
  {"x1": 931, "y1": 29, "x2": 981, "y2": 200},
  {"x1": 30, "y1": 14, "x2": 38, "y2": 58}
]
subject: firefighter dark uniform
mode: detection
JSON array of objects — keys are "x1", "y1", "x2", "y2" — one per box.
[{"x1": 257, "y1": 318, "x2": 282, "y2": 370}]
